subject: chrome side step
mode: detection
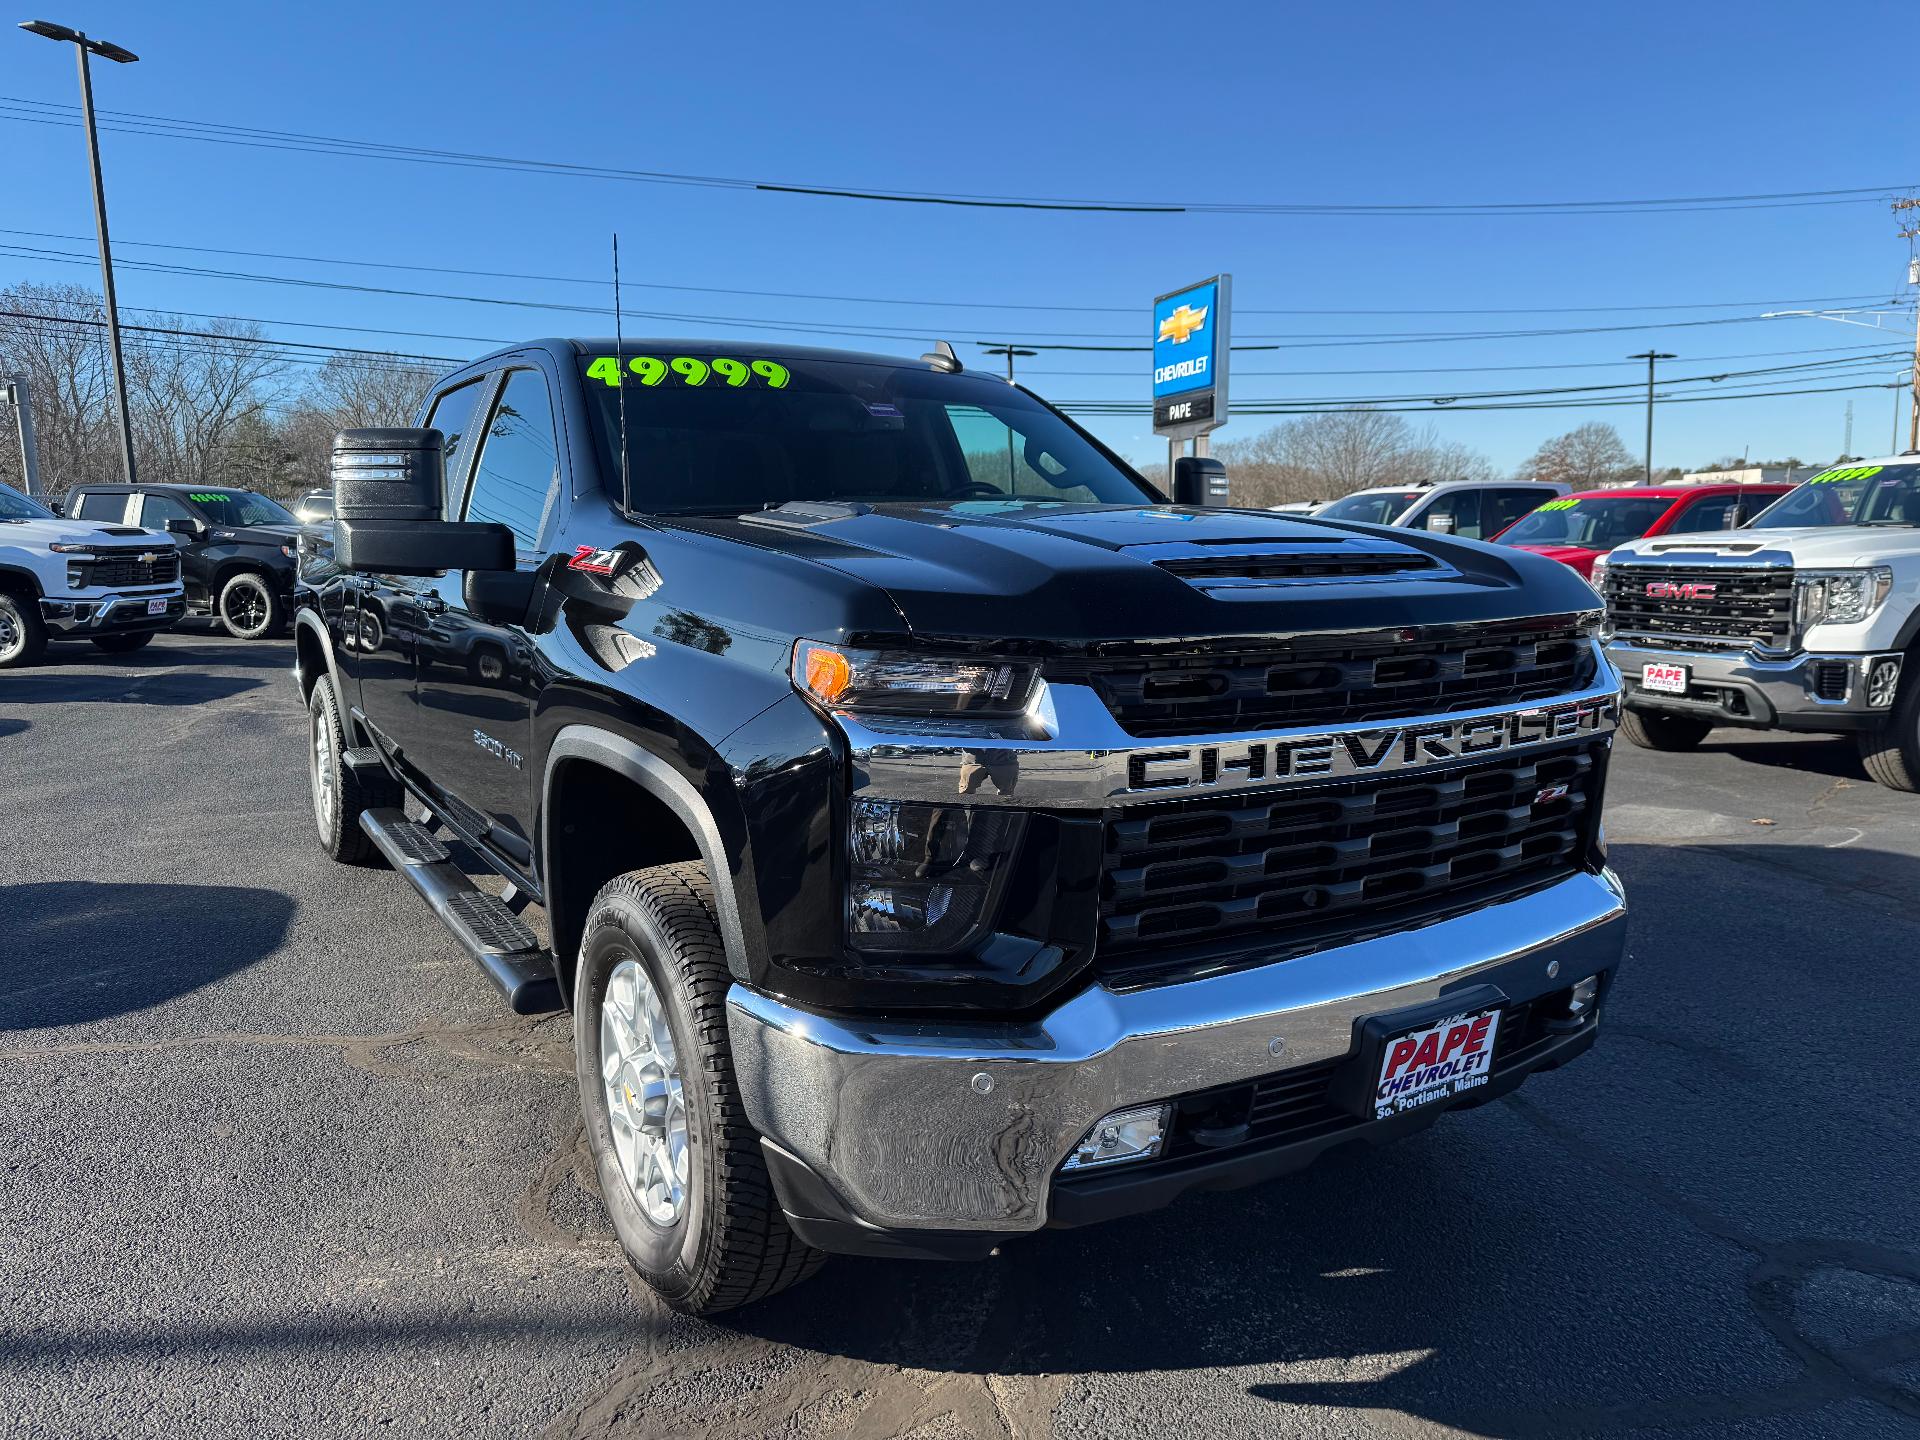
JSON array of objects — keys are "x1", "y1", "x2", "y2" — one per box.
[{"x1": 359, "y1": 807, "x2": 562, "y2": 1015}]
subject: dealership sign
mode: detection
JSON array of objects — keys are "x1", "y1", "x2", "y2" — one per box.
[{"x1": 1152, "y1": 274, "x2": 1231, "y2": 438}]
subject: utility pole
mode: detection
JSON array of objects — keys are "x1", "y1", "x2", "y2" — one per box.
[
  {"x1": 2, "y1": 377, "x2": 41, "y2": 497},
  {"x1": 1844, "y1": 399, "x2": 1854, "y2": 458},
  {"x1": 19, "y1": 21, "x2": 140, "y2": 485},
  {"x1": 1896, "y1": 199, "x2": 1920, "y2": 451},
  {"x1": 1628, "y1": 351, "x2": 1676, "y2": 483}
]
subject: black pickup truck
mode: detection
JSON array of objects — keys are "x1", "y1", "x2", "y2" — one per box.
[{"x1": 293, "y1": 338, "x2": 1626, "y2": 1315}]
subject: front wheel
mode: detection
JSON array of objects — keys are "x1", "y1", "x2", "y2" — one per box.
[
  {"x1": 575, "y1": 862, "x2": 823, "y2": 1315},
  {"x1": 91, "y1": 631, "x2": 155, "y2": 654},
  {"x1": 1620, "y1": 708, "x2": 1714, "y2": 751},
  {"x1": 218, "y1": 572, "x2": 285, "y2": 640},
  {"x1": 0, "y1": 590, "x2": 48, "y2": 668},
  {"x1": 307, "y1": 672, "x2": 399, "y2": 863}
]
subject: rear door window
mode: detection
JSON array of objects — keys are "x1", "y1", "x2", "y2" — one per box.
[
  {"x1": 73, "y1": 491, "x2": 130, "y2": 523},
  {"x1": 1486, "y1": 488, "x2": 1549, "y2": 535}
]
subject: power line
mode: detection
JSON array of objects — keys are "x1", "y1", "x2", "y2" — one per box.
[
  {"x1": 1062, "y1": 379, "x2": 1908, "y2": 417},
  {"x1": 0, "y1": 224, "x2": 1893, "y2": 319},
  {"x1": 1, "y1": 94, "x2": 1913, "y2": 217}
]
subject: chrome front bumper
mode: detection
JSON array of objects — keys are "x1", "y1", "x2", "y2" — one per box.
[
  {"x1": 1608, "y1": 639, "x2": 1900, "y2": 730},
  {"x1": 727, "y1": 866, "x2": 1627, "y2": 1236},
  {"x1": 40, "y1": 591, "x2": 186, "y2": 636}
]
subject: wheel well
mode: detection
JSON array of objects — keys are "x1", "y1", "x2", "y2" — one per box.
[
  {"x1": 294, "y1": 619, "x2": 328, "y2": 701},
  {"x1": 544, "y1": 757, "x2": 703, "y2": 1001},
  {"x1": 213, "y1": 561, "x2": 273, "y2": 595},
  {"x1": 0, "y1": 565, "x2": 42, "y2": 600}
]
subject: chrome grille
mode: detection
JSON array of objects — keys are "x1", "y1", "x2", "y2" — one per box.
[
  {"x1": 1097, "y1": 741, "x2": 1601, "y2": 967},
  {"x1": 1605, "y1": 564, "x2": 1791, "y2": 649}
]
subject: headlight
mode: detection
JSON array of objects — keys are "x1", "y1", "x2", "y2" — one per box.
[
  {"x1": 793, "y1": 640, "x2": 1038, "y2": 717},
  {"x1": 845, "y1": 799, "x2": 1023, "y2": 952},
  {"x1": 1793, "y1": 568, "x2": 1893, "y2": 631},
  {"x1": 1588, "y1": 554, "x2": 1610, "y2": 597}
]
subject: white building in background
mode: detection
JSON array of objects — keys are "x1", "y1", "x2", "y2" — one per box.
[{"x1": 1679, "y1": 465, "x2": 1803, "y2": 486}]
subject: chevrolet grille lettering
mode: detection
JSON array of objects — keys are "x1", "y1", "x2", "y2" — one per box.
[{"x1": 1118, "y1": 696, "x2": 1618, "y2": 796}]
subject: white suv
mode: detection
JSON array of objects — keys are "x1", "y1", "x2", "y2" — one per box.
[
  {"x1": 1599, "y1": 454, "x2": 1920, "y2": 788},
  {"x1": 1313, "y1": 479, "x2": 1571, "y2": 539},
  {"x1": 0, "y1": 481, "x2": 186, "y2": 667}
]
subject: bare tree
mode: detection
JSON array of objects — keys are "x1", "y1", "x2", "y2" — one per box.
[
  {"x1": 280, "y1": 351, "x2": 442, "y2": 490},
  {"x1": 0, "y1": 282, "x2": 120, "y2": 496},
  {"x1": 1210, "y1": 411, "x2": 1496, "y2": 507},
  {"x1": 126, "y1": 313, "x2": 289, "y2": 486},
  {"x1": 1516, "y1": 422, "x2": 1639, "y2": 488}
]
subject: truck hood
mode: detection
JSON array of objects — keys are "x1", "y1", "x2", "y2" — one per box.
[
  {"x1": 663, "y1": 500, "x2": 1600, "y2": 644},
  {"x1": 1613, "y1": 525, "x2": 1920, "y2": 570},
  {"x1": 0, "y1": 516, "x2": 173, "y2": 550}
]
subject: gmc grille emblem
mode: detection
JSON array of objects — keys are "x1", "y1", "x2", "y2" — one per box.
[{"x1": 1645, "y1": 580, "x2": 1716, "y2": 601}]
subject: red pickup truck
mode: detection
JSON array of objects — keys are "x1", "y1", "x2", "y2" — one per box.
[{"x1": 1493, "y1": 483, "x2": 1793, "y2": 579}]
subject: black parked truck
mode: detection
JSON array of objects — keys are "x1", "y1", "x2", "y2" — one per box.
[{"x1": 293, "y1": 338, "x2": 1627, "y2": 1315}]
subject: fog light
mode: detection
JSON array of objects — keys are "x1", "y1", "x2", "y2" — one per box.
[{"x1": 1061, "y1": 1103, "x2": 1169, "y2": 1173}]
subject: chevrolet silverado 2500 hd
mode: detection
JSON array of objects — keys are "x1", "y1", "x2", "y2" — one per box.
[
  {"x1": 292, "y1": 339, "x2": 1627, "y2": 1314},
  {"x1": 1600, "y1": 454, "x2": 1920, "y2": 788}
]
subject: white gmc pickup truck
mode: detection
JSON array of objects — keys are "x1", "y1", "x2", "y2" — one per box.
[
  {"x1": 1598, "y1": 454, "x2": 1920, "y2": 788},
  {"x1": 0, "y1": 480, "x2": 186, "y2": 668}
]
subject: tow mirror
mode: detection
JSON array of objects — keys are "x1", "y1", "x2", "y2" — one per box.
[
  {"x1": 1172, "y1": 456, "x2": 1230, "y2": 507},
  {"x1": 331, "y1": 427, "x2": 515, "y2": 576}
]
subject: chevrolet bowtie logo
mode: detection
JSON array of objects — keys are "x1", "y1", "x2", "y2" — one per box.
[{"x1": 1158, "y1": 304, "x2": 1208, "y2": 344}]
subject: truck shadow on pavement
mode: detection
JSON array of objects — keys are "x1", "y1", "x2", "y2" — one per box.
[
  {"x1": 0, "y1": 882, "x2": 295, "y2": 1030},
  {"x1": 0, "y1": 717, "x2": 26, "y2": 739},
  {"x1": 1698, "y1": 734, "x2": 1870, "y2": 780},
  {"x1": 0, "y1": 673, "x2": 265, "y2": 707}
]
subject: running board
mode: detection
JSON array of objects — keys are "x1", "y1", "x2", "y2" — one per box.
[{"x1": 359, "y1": 807, "x2": 562, "y2": 1015}]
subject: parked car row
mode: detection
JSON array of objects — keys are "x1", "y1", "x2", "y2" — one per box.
[{"x1": 0, "y1": 480, "x2": 325, "y2": 665}]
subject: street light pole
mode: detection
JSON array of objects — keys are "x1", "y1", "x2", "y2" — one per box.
[
  {"x1": 19, "y1": 19, "x2": 140, "y2": 485},
  {"x1": 1628, "y1": 351, "x2": 1676, "y2": 483}
]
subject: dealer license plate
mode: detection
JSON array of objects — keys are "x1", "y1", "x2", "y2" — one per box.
[
  {"x1": 147, "y1": 598, "x2": 168, "y2": 615},
  {"x1": 1642, "y1": 661, "x2": 1688, "y2": 695},
  {"x1": 1373, "y1": 1008, "x2": 1501, "y2": 1120}
]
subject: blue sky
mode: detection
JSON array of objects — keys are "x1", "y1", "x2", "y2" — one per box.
[{"x1": 5, "y1": 0, "x2": 1917, "y2": 472}]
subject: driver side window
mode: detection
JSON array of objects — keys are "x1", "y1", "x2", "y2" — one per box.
[{"x1": 942, "y1": 405, "x2": 1097, "y2": 502}]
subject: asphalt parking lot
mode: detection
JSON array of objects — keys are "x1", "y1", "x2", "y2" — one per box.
[{"x1": 3, "y1": 628, "x2": 1919, "y2": 1440}]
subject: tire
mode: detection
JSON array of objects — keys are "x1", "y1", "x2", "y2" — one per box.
[
  {"x1": 218, "y1": 571, "x2": 284, "y2": 640},
  {"x1": 575, "y1": 862, "x2": 824, "y2": 1315},
  {"x1": 1857, "y1": 659, "x2": 1920, "y2": 792},
  {"x1": 307, "y1": 672, "x2": 400, "y2": 864},
  {"x1": 0, "y1": 589, "x2": 48, "y2": 668},
  {"x1": 1619, "y1": 707, "x2": 1714, "y2": 751},
  {"x1": 91, "y1": 631, "x2": 155, "y2": 654}
]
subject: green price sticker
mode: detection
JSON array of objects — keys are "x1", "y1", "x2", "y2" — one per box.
[
  {"x1": 587, "y1": 355, "x2": 791, "y2": 390},
  {"x1": 1535, "y1": 498, "x2": 1580, "y2": 512},
  {"x1": 188, "y1": 492, "x2": 230, "y2": 503},
  {"x1": 1809, "y1": 465, "x2": 1883, "y2": 484}
]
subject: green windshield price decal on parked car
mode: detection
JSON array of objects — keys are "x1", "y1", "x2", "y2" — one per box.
[
  {"x1": 188, "y1": 492, "x2": 231, "y2": 503},
  {"x1": 1535, "y1": 498, "x2": 1580, "y2": 512},
  {"x1": 587, "y1": 356, "x2": 791, "y2": 390},
  {"x1": 1808, "y1": 465, "x2": 1883, "y2": 484}
]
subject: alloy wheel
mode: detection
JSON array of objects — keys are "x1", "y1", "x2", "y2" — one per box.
[
  {"x1": 310, "y1": 705, "x2": 335, "y2": 838},
  {"x1": 599, "y1": 957, "x2": 690, "y2": 1227}
]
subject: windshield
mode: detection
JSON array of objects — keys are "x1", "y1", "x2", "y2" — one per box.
[
  {"x1": 577, "y1": 351, "x2": 1155, "y2": 514},
  {"x1": 1499, "y1": 495, "x2": 1671, "y2": 549},
  {"x1": 1317, "y1": 490, "x2": 1423, "y2": 525},
  {"x1": 1750, "y1": 463, "x2": 1920, "y2": 529},
  {"x1": 0, "y1": 483, "x2": 54, "y2": 521},
  {"x1": 186, "y1": 490, "x2": 297, "y2": 527}
]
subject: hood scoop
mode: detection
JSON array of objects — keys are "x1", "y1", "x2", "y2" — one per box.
[
  {"x1": 1145, "y1": 536, "x2": 1447, "y2": 593},
  {"x1": 100, "y1": 526, "x2": 146, "y2": 536},
  {"x1": 742, "y1": 500, "x2": 875, "y2": 531},
  {"x1": 1641, "y1": 537, "x2": 1770, "y2": 556}
]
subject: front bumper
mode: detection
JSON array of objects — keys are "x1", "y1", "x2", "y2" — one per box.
[
  {"x1": 40, "y1": 592, "x2": 186, "y2": 637},
  {"x1": 1607, "y1": 639, "x2": 1899, "y2": 732},
  {"x1": 727, "y1": 866, "x2": 1626, "y2": 1253}
]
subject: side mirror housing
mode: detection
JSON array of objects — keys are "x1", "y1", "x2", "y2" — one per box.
[
  {"x1": 164, "y1": 517, "x2": 208, "y2": 541},
  {"x1": 1172, "y1": 456, "x2": 1230, "y2": 508},
  {"x1": 331, "y1": 427, "x2": 515, "y2": 576}
]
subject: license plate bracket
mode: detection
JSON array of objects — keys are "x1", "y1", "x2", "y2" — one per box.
[
  {"x1": 1642, "y1": 661, "x2": 1689, "y2": 695},
  {"x1": 1329, "y1": 983, "x2": 1507, "y2": 1121}
]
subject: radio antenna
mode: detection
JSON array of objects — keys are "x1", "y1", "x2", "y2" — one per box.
[{"x1": 612, "y1": 231, "x2": 632, "y2": 514}]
